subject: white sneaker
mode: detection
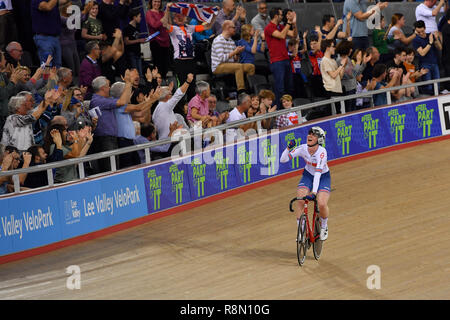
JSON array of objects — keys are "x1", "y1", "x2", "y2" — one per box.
[{"x1": 320, "y1": 227, "x2": 328, "y2": 241}]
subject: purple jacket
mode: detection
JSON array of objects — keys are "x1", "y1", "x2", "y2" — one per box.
[{"x1": 79, "y1": 56, "x2": 101, "y2": 96}]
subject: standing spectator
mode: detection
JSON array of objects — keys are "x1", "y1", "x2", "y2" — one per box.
[
  {"x1": 59, "y1": 0, "x2": 80, "y2": 81},
  {"x1": 79, "y1": 41, "x2": 102, "y2": 99},
  {"x1": 0, "y1": 0, "x2": 18, "y2": 51},
  {"x1": 22, "y1": 144, "x2": 52, "y2": 188},
  {"x1": 89, "y1": 70, "x2": 137, "y2": 172},
  {"x1": 1, "y1": 52, "x2": 24, "y2": 132},
  {"x1": 145, "y1": 0, "x2": 170, "y2": 78},
  {"x1": 415, "y1": 0, "x2": 448, "y2": 34},
  {"x1": 287, "y1": 35, "x2": 308, "y2": 99},
  {"x1": 0, "y1": 146, "x2": 31, "y2": 194},
  {"x1": 412, "y1": 20, "x2": 442, "y2": 94},
  {"x1": 97, "y1": 0, "x2": 130, "y2": 42},
  {"x1": 251, "y1": 1, "x2": 270, "y2": 39},
  {"x1": 236, "y1": 24, "x2": 266, "y2": 65},
  {"x1": 124, "y1": 8, "x2": 146, "y2": 77},
  {"x1": 320, "y1": 39, "x2": 346, "y2": 112},
  {"x1": 343, "y1": 0, "x2": 388, "y2": 50},
  {"x1": 308, "y1": 33, "x2": 326, "y2": 98},
  {"x1": 31, "y1": 0, "x2": 62, "y2": 67},
  {"x1": 336, "y1": 39, "x2": 369, "y2": 112},
  {"x1": 152, "y1": 73, "x2": 193, "y2": 156},
  {"x1": 110, "y1": 81, "x2": 159, "y2": 169},
  {"x1": 211, "y1": 20, "x2": 255, "y2": 94},
  {"x1": 81, "y1": 1, "x2": 107, "y2": 43},
  {"x1": 441, "y1": 9, "x2": 450, "y2": 90},
  {"x1": 385, "y1": 13, "x2": 416, "y2": 51},
  {"x1": 161, "y1": 3, "x2": 217, "y2": 102},
  {"x1": 212, "y1": 0, "x2": 246, "y2": 38},
  {"x1": 372, "y1": 15, "x2": 394, "y2": 63},
  {"x1": 264, "y1": 7, "x2": 297, "y2": 108},
  {"x1": 320, "y1": 12, "x2": 352, "y2": 43}
]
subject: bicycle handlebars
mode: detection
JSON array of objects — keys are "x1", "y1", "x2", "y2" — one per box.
[{"x1": 289, "y1": 197, "x2": 317, "y2": 212}]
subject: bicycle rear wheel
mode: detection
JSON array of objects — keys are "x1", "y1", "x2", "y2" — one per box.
[
  {"x1": 313, "y1": 215, "x2": 323, "y2": 260},
  {"x1": 297, "y1": 214, "x2": 307, "y2": 266}
]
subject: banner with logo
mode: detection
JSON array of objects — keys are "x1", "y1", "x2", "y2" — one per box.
[{"x1": 437, "y1": 95, "x2": 450, "y2": 136}]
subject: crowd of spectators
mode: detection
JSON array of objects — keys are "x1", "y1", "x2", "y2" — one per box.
[{"x1": 1, "y1": 0, "x2": 450, "y2": 194}]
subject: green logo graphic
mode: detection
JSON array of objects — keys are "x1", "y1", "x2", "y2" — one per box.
[
  {"x1": 335, "y1": 120, "x2": 352, "y2": 155},
  {"x1": 285, "y1": 133, "x2": 302, "y2": 169},
  {"x1": 170, "y1": 164, "x2": 184, "y2": 204},
  {"x1": 388, "y1": 109, "x2": 405, "y2": 143},
  {"x1": 415, "y1": 104, "x2": 434, "y2": 138},
  {"x1": 214, "y1": 151, "x2": 229, "y2": 191},
  {"x1": 191, "y1": 158, "x2": 206, "y2": 198},
  {"x1": 361, "y1": 114, "x2": 379, "y2": 149},
  {"x1": 237, "y1": 145, "x2": 252, "y2": 183},
  {"x1": 147, "y1": 169, "x2": 162, "y2": 211},
  {"x1": 261, "y1": 139, "x2": 278, "y2": 176}
]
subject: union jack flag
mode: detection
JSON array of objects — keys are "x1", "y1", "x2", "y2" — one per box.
[{"x1": 168, "y1": 2, "x2": 219, "y2": 23}]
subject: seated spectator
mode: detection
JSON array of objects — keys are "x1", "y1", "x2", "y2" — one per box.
[
  {"x1": 354, "y1": 73, "x2": 371, "y2": 110},
  {"x1": 236, "y1": 24, "x2": 265, "y2": 65},
  {"x1": 211, "y1": 20, "x2": 255, "y2": 94},
  {"x1": 56, "y1": 67, "x2": 73, "y2": 91},
  {"x1": 42, "y1": 122, "x2": 93, "y2": 183},
  {"x1": 1, "y1": 90, "x2": 54, "y2": 151},
  {"x1": 81, "y1": 1, "x2": 107, "y2": 43},
  {"x1": 336, "y1": 39, "x2": 369, "y2": 112},
  {"x1": 0, "y1": 146, "x2": 31, "y2": 194},
  {"x1": 225, "y1": 93, "x2": 257, "y2": 143},
  {"x1": 187, "y1": 81, "x2": 212, "y2": 128},
  {"x1": 403, "y1": 47, "x2": 429, "y2": 85},
  {"x1": 412, "y1": 20, "x2": 442, "y2": 94},
  {"x1": 109, "y1": 81, "x2": 159, "y2": 169},
  {"x1": 212, "y1": 0, "x2": 246, "y2": 38},
  {"x1": 152, "y1": 73, "x2": 193, "y2": 156},
  {"x1": 31, "y1": 0, "x2": 62, "y2": 67},
  {"x1": 4, "y1": 41, "x2": 32, "y2": 68},
  {"x1": 361, "y1": 46, "x2": 381, "y2": 86},
  {"x1": 79, "y1": 41, "x2": 102, "y2": 98},
  {"x1": 250, "y1": 94, "x2": 260, "y2": 111},
  {"x1": 258, "y1": 89, "x2": 277, "y2": 129},
  {"x1": 385, "y1": 13, "x2": 416, "y2": 51},
  {"x1": 386, "y1": 47, "x2": 408, "y2": 75},
  {"x1": 89, "y1": 70, "x2": 138, "y2": 173},
  {"x1": 366, "y1": 64, "x2": 401, "y2": 106},
  {"x1": 320, "y1": 12, "x2": 352, "y2": 43},
  {"x1": 308, "y1": 33, "x2": 326, "y2": 98},
  {"x1": 22, "y1": 141, "x2": 63, "y2": 188},
  {"x1": 275, "y1": 94, "x2": 300, "y2": 129},
  {"x1": 251, "y1": 1, "x2": 270, "y2": 39},
  {"x1": 207, "y1": 94, "x2": 229, "y2": 126},
  {"x1": 320, "y1": 39, "x2": 345, "y2": 102},
  {"x1": 9, "y1": 66, "x2": 47, "y2": 96}
]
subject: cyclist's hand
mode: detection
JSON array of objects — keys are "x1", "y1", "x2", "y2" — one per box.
[
  {"x1": 287, "y1": 140, "x2": 296, "y2": 151},
  {"x1": 305, "y1": 194, "x2": 316, "y2": 201}
]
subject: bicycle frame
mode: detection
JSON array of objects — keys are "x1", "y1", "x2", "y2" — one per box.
[{"x1": 289, "y1": 197, "x2": 320, "y2": 243}]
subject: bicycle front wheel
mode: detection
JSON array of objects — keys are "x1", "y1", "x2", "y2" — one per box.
[
  {"x1": 313, "y1": 215, "x2": 323, "y2": 260},
  {"x1": 297, "y1": 214, "x2": 307, "y2": 266}
]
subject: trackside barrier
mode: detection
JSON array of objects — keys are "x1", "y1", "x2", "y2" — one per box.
[{"x1": 1, "y1": 94, "x2": 450, "y2": 261}]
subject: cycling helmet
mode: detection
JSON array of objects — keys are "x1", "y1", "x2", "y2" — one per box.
[{"x1": 308, "y1": 126, "x2": 326, "y2": 146}]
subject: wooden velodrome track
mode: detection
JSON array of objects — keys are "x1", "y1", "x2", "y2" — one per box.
[{"x1": 0, "y1": 139, "x2": 449, "y2": 300}]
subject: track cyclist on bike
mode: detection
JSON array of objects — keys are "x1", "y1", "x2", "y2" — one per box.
[{"x1": 280, "y1": 126, "x2": 331, "y2": 241}]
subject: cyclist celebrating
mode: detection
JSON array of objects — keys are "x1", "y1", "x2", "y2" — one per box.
[{"x1": 280, "y1": 127, "x2": 331, "y2": 240}]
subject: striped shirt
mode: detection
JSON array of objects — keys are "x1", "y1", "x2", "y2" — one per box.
[{"x1": 211, "y1": 34, "x2": 236, "y2": 73}]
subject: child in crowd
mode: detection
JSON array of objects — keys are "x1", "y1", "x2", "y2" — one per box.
[
  {"x1": 275, "y1": 94, "x2": 303, "y2": 129},
  {"x1": 287, "y1": 32, "x2": 309, "y2": 99}
]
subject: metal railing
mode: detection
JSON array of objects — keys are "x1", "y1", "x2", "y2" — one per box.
[{"x1": 1, "y1": 76, "x2": 449, "y2": 195}]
